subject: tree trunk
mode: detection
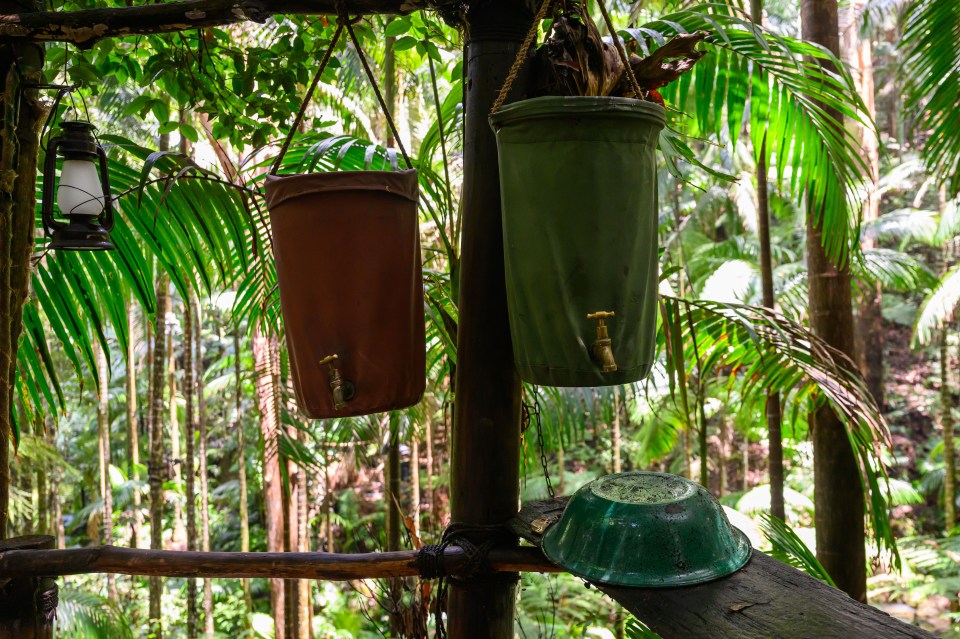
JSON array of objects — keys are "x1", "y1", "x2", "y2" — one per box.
[
  {"x1": 720, "y1": 417, "x2": 732, "y2": 498},
  {"x1": 382, "y1": 33, "x2": 403, "y2": 623},
  {"x1": 424, "y1": 416, "x2": 434, "y2": 530},
  {"x1": 844, "y1": 4, "x2": 884, "y2": 407},
  {"x1": 801, "y1": 0, "x2": 868, "y2": 602},
  {"x1": 324, "y1": 464, "x2": 333, "y2": 553},
  {"x1": 168, "y1": 309, "x2": 185, "y2": 550},
  {"x1": 254, "y1": 325, "x2": 284, "y2": 639},
  {"x1": 386, "y1": 415, "x2": 401, "y2": 554},
  {"x1": 941, "y1": 324, "x2": 956, "y2": 533},
  {"x1": 127, "y1": 302, "x2": 142, "y2": 549},
  {"x1": 447, "y1": 3, "x2": 534, "y2": 636},
  {"x1": 0, "y1": 64, "x2": 15, "y2": 541},
  {"x1": 297, "y1": 467, "x2": 310, "y2": 639},
  {"x1": 194, "y1": 299, "x2": 214, "y2": 639},
  {"x1": 411, "y1": 435, "x2": 421, "y2": 540},
  {"x1": 742, "y1": 435, "x2": 749, "y2": 493},
  {"x1": 95, "y1": 341, "x2": 117, "y2": 601},
  {"x1": 385, "y1": 414, "x2": 401, "y2": 630},
  {"x1": 612, "y1": 387, "x2": 621, "y2": 475},
  {"x1": 285, "y1": 429, "x2": 300, "y2": 639},
  {"x1": 184, "y1": 294, "x2": 198, "y2": 638},
  {"x1": 149, "y1": 276, "x2": 171, "y2": 639},
  {"x1": 234, "y1": 330, "x2": 253, "y2": 626},
  {"x1": 0, "y1": 33, "x2": 44, "y2": 541},
  {"x1": 751, "y1": 0, "x2": 785, "y2": 522},
  {"x1": 34, "y1": 418, "x2": 46, "y2": 536}
]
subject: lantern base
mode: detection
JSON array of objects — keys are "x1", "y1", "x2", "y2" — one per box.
[{"x1": 48, "y1": 222, "x2": 115, "y2": 251}]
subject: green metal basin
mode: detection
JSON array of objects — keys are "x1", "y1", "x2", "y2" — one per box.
[{"x1": 542, "y1": 472, "x2": 751, "y2": 587}]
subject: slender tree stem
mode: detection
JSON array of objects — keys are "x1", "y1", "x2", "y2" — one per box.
[
  {"x1": 128, "y1": 301, "x2": 142, "y2": 549},
  {"x1": 149, "y1": 276, "x2": 171, "y2": 639},
  {"x1": 185, "y1": 292, "x2": 198, "y2": 638},
  {"x1": 195, "y1": 298, "x2": 214, "y2": 638}
]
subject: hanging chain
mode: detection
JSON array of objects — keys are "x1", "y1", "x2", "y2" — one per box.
[{"x1": 524, "y1": 386, "x2": 555, "y2": 500}]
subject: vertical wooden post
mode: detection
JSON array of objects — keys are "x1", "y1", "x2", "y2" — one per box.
[
  {"x1": 0, "y1": 536, "x2": 56, "y2": 639},
  {"x1": 448, "y1": 2, "x2": 535, "y2": 637}
]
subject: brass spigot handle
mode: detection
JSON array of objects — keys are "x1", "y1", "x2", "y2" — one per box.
[
  {"x1": 587, "y1": 311, "x2": 615, "y2": 338},
  {"x1": 586, "y1": 311, "x2": 616, "y2": 321},
  {"x1": 319, "y1": 354, "x2": 339, "y2": 370}
]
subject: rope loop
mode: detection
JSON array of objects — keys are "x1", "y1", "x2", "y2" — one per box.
[
  {"x1": 271, "y1": 6, "x2": 413, "y2": 174},
  {"x1": 490, "y1": 0, "x2": 553, "y2": 116},
  {"x1": 413, "y1": 522, "x2": 512, "y2": 581},
  {"x1": 415, "y1": 543, "x2": 446, "y2": 580},
  {"x1": 490, "y1": 0, "x2": 646, "y2": 116},
  {"x1": 335, "y1": 14, "x2": 362, "y2": 26}
]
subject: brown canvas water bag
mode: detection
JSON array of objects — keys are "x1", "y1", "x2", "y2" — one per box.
[{"x1": 265, "y1": 169, "x2": 426, "y2": 418}]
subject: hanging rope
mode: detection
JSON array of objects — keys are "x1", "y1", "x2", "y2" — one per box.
[
  {"x1": 415, "y1": 522, "x2": 516, "y2": 639},
  {"x1": 596, "y1": 0, "x2": 642, "y2": 98},
  {"x1": 271, "y1": 7, "x2": 414, "y2": 174},
  {"x1": 343, "y1": 18, "x2": 413, "y2": 169},
  {"x1": 490, "y1": 0, "x2": 646, "y2": 115},
  {"x1": 490, "y1": 0, "x2": 553, "y2": 115},
  {"x1": 269, "y1": 22, "x2": 345, "y2": 174}
]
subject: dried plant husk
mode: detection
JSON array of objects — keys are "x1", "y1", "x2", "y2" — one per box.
[{"x1": 530, "y1": 1, "x2": 709, "y2": 103}]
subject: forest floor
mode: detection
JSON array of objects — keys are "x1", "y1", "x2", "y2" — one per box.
[{"x1": 873, "y1": 321, "x2": 955, "y2": 634}]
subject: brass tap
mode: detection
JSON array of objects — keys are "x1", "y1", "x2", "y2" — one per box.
[
  {"x1": 586, "y1": 311, "x2": 618, "y2": 373},
  {"x1": 319, "y1": 354, "x2": 355, "y2": 410}
]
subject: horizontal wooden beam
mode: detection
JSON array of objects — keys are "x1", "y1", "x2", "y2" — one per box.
[
  {"x1": 510, "y1": 499, "x2": 936, "y2": 639},
  {"x1": 0, "y1": 0, "x2": 432, "y2": 47},
  {"x1": 0, "y1": 538, "x2": 560, "y2": 580}
]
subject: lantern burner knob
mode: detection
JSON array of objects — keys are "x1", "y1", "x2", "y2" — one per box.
[
  {"x1": 319, "y1": 354, "x2": 355, "y2": 410},
  {"x1": 586, "y1": 311, "x2": 618, "y2": 373}
]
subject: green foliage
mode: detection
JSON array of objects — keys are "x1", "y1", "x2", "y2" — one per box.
[
  {"x1": 638, "y1": 3, "x2": 871, "y2": 264},
  {"x1": 659, "y1": 296, "x2": 899, "y2": 562},
  {"x1": 903, "y1": 0, "x2": 960, "y2": 193},
  {"x1": 56, "y1": 587, "x2": 135, "y2": 639},
  {"x1": 758, "y1": 513, "x2": 837, "y2": 586}
]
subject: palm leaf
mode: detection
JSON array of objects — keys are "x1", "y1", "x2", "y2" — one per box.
[
  {"x1": 659, "y1": 295, "x2": 898, "y2": 562},
  {"x1": 914, "y1": 265, "x2": 960, "y2": 344},
  {"x1": 758, "y1": 512, "x2": 837, "y2": 586},
  {"x1": 903, "y1": 0, "x2": 960, "y2": 194},
  {"x1": 634, "y1": 3, "x2": 871, "y2": 265}
]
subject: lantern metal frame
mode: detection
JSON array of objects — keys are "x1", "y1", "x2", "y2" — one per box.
[{"x1": 41, "y1": 120, "x2": 115, "y2": 251}]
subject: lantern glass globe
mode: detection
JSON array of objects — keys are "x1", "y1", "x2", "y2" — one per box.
[{"x1": 57, "y1": 159, "x2": 105, "y2": 217}]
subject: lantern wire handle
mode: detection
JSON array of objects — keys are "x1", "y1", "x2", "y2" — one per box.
[{"x1": 38, "y1": 85, "x2": 75, "y2": 152}]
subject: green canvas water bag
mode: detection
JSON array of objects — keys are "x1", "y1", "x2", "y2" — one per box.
[{"x1": 490, "y1": 96, "x2": 666, "y2": 387}]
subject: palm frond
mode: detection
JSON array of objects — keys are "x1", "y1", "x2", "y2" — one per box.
[
  {"x1": 857, "y1": 247, "x2": 938, "y2": 293},
  {"x1": 57, "y1": 587, "x2": 135, "y2": 639},
  {"x1": 903, "y1": 0, "x2": 960, "y2": 194},
  {"x1": 634, "y1": 3, "x2": 871, "y2": 265},
  {"x1": 758, "y1": 513, "x2": 836, "y2": 586},
  {"x1": 861, "y1": 208, "x2": 938, "y2": 245},
  {"x1": 660, "y1": 296, "x2": 897, "y2": 562},
  {"x1": 914, "y1": 265, "x2": 960, "y2": 344}
]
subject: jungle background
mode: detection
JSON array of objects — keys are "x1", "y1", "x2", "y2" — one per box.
[{"x1": 3, "y1": 0, "x2": 960, "y2": 637}]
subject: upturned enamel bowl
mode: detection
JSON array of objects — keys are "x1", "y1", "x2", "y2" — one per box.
[{"x1": 541, "y1": 471, "x2": 751, "y2": 587}]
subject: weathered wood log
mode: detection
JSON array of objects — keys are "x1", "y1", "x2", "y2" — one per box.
[
  {"x1": 0, "y1": 536, "x2": 56, "y2": 639},
  {"x1": 510, "y1": 499, "x2": 936, "y2": 639},
  {"x1": 0, "y1": 0, "x2": 431, "y2": 47},
  {"x1": 0, "y1": 539, "x2": 559, "y2": 580}
]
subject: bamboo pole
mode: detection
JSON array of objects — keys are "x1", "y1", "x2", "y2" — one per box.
[{"x1": 0, "y1": 543, "x2": 559, "y2": 580}]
